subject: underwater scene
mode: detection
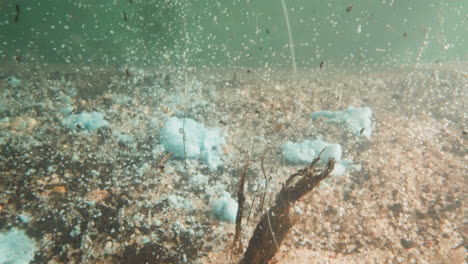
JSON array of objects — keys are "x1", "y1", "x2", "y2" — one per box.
[{"x1": 0, "y1": 1, "x2": 466, "y2": 263}]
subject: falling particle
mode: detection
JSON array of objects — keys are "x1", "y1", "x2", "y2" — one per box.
[
  {"x1": 360, "y1": 128, "x2": 365, "y2": 135},
  {"x1": 123, "y1": 11, "x2": 128, "y2": 21},
  {"x1": 346, "y1": 4, "x2": 352, "y2": 13},
  {"x1": 164, "y1": 74, "x2": 171, "y2": 87},
  {"x1": 265, "y1": 28, "x2": 270, "y2": 34},
  {"x1": 14, "y1": 4, "x2": 20, "y2": 23},
  {"x1": 319, "y1": 61, "x2": 324, "y2": 69},
  {"x1": 403, "y1": 32, "x2": 407, "y2": 38}
]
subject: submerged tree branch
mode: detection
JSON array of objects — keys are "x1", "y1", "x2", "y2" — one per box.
[{"x1": 240, "y1": 157, "x2": 335, "y2": 264}]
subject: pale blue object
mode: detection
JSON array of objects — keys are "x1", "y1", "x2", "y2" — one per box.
[
  {"x1": 212, "y1": 195, "x2": 238, "y2": 222},
  {"x1": 62, "y1": 111, "x2": 109, "y2": 133},
  {"x1": 201, "y1": 128, "x2": 225, "y2": 169},
  {"x1": 281, "y1": 139, "x2": 361, "y2": 176},
  {"x1": 0, "y1": 228, "x2": 37, "y2": 264},
  {"x1": 331, "y1": 163, "x2": 346, "y2": 176},
  {"x1": 281, "y1": 141, "x2": 316, "y2": 164},
  {"x1": 159, "y1": 117, "x2": 204, "y2": 159},
  {"x1": 7, "y1": 76, "x2": 21, "y2": 87},
  {"x1": 59, "y1": 106, "x2": 74, "y2": 115},
  {"x1": 341, "y1": 159, "x2": 362, "y2": 173},
  {"x1": 189, "y1": 174, "x2": 208, "y2": 187},
  {"x1": 18, "y1": 213, "x2": 32, "y2": 224},
  {"x1": 281, "y1": 139, "x2": 342, "y2": 165},
  {"x1": 311, "y1": 106, "x2": 372, "y2": 139},
  {"x1": 167, "y1": 195, "x2": 192, "y2": 210},
  {"x1": 116, "y1": 134, "x2": 135, "y2": 147},
  {"x1": 159, "y1": 117, "x2": 225, "y2": 170}
]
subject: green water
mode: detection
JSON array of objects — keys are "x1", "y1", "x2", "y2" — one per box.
[
  {"x1": 0, "y1": 1, "x2": 466, "y2": 263},
  {"x1": 0, "y1": 0, "x2": 466, "y2": 67}
]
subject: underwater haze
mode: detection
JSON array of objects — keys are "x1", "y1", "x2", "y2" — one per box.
[
  {"x1": 0, "y1": 1, "x2": 467, "y2": 264},
  {"x1": 0, "y1": 0, "x2": 466, "y2": 67}
]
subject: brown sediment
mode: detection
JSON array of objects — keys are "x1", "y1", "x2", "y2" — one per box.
[{"x1": 0, "y1": 62, "x2": 465, "y2": 264}]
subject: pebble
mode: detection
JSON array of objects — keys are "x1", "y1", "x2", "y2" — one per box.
[
  {"x1": 10, "y1": 117, "x2": 38, "y2": 132},
  {"x1": 52, "y1": 186, "x2": 67, "y2": 194}
]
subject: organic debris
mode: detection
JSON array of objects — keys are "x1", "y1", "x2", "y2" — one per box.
[{"x1": 240, "y1": 156, "x2": 335, "y2": 264}]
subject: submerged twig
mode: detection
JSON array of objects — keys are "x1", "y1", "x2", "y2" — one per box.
[
  {"x1": 155, "y1": 153, "x2": 171, "y2": 172},
  {"x1": 258, "y1": 150, "x2": 271, "y2": 217},
  {"x1": 232, "y1": 163, "x2": 249, "y2": 255}
]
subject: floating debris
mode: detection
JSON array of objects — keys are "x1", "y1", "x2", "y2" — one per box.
[{"x1": 14, "y1": 4, "x2": 20, "y2": 22}]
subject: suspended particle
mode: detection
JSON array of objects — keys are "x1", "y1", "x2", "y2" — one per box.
[{"x1": 14, "y1": 4, "x2": 20, "y2": 22}]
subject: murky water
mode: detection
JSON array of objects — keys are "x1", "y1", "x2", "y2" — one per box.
[{"x1": 0, "y1": 1, "x2": 466, "y2": 264}]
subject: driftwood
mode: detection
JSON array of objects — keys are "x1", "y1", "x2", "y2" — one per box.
[{"x1": 239, "y1": 157, "x2": 335, "y2": 264}]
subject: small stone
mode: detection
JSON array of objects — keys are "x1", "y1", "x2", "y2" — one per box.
[
  {"x1": 104, "y1": 241, "x2": 113, "y2": 254},
  {"x1": 52, "y1": 186, "x2": 66, "y2": 194},
  {"x1": 85, "y1": 189, "x2": 109, "y2": 204},
  {"x1": 10, "y1": 117, "x2": 38, "y2": 132},
  {"x1": 400, "y1": 238, "x2": 414, "y2": 249},
  {"x1": 48, "y1": 178, "x2": 61, "y2": 185}
]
